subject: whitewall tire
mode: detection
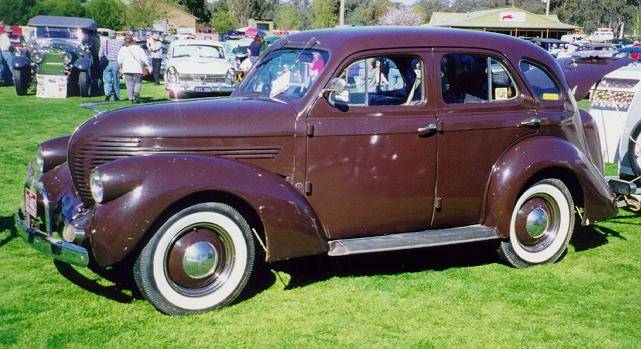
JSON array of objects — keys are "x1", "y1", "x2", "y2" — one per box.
[
  {"x1": 498, "y1": 179, "x2": 575, "y2": 268},
  {"x1": 134, "y1": 202, "x2": 255, "y2": 315}
]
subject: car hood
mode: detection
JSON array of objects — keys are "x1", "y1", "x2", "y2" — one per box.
[
  {"x1": 170, "y1": 57, "x2": 232, "y2": 75},
  {"x1": 68, "y1": 97, "x2": 297, "y2": 203},
  {"x1": 71, "y1": 97, "x2": 296, "y2": 142}
]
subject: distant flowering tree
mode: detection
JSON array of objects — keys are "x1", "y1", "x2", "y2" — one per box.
[{"x1": 378, "y1": 6, "x2": 423, "y2": 26}]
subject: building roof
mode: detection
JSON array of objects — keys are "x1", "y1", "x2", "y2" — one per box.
[
  {"x1": 28, "y1": 16, "x2": 98, "y2": 30},
  {"x1": 426, "y1": 7, "x2": 580, "y2": 30}
]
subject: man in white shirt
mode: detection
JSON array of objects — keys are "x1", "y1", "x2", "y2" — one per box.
[
  {"x1": 147, "y1": 34, "x2": 163, "y2": 85},
  {"x1": 0, "y1": 26, "x2": 14, "y2": 86}
]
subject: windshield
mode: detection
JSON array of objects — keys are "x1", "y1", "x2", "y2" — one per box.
[
  {"x1": 172, "y1": 45, "x2": 223, "y2": 59},
  {"x1": 36, "y1": 28, "x2": 78, "y2": 40},
  {"x1": 238, "y1": 49, "x2": 328, "y2": 100}
]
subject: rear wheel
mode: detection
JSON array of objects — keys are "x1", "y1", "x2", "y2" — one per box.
[
  {"x1": 498, "y1": 179, "x2": 575, "y2": 268},
  {"x1": 13, "y1": 68, "x2": 29, "y2": 95},
  {"x1": 79, "y1": 71, "x2": 92, "y2": 97},
  {"x1": 628, "y1": 125, "x2": 641, "y2": 177},
  {"x1": 134, "y1": 202, "x2": 256, "y2": 315}
]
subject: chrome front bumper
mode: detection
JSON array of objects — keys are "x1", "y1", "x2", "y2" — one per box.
[
  {"x1": 15, "y1": 210, "x2": 89, "y2": 266},
  {"x1": 166, "y1": 83, "x2": 235, "y2": 93}
]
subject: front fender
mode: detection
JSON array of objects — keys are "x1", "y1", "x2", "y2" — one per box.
[
  {"x1": 484, "y1": 136, "x2": 617, "y2": 237},
  {"x1": 73, "y1": 57, "x2": 92, "y2": 71},
  {"x1": 89, "y1": 154, "x2": 327, "y2": 266},
  {"x1": 12, "y1": 55, "x2": 31, "y2": 70}
]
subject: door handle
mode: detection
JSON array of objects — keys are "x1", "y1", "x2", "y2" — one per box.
[
  {"x1": 418, "y1": 123, "x2": 438, "y2": 136},
  {"x1": 519, "y1": 117, "x2": 542, "y2": 128}
]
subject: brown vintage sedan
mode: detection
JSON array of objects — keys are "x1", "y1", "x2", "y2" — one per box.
[{"x1": 17, "y1": 27, "x2": 627, "y2": 314}]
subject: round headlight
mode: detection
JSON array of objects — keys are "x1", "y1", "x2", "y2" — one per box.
[
  {"x1": 30, "y1": 51, "x2": 42, "y2": 64},
  {"x1": 90, "y1": 170, "x2": 104, "y2": 203},
  {"x1": 62, "y1": 52, "x2": 72, "y2": 65},
  {"x1": 36, "y1": 146, "x2": 44, "y2": 174}
]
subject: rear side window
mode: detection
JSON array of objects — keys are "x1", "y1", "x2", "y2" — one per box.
[
  {"x1": 441, "y1": 54, "x2": 517, "y2": 104},
  {"x1": 519, "y1": 61, "x2": 561, "y2": 101}
]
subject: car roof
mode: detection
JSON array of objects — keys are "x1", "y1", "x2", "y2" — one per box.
[
  {"x1": 28, "y1": 16, "x2": 98, "y2": 30},
  {"x1": 285, "y1": 26, "x2": 535, "y2": 54}
]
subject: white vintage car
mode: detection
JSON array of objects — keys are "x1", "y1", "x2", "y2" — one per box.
[{"x1": 164, "y1": 39, "x2": 237, "y2": 98}]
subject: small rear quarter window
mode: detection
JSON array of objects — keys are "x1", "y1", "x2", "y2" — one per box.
[{"x1": 519, "y1": 61, "x2": 561, "y2": 101}]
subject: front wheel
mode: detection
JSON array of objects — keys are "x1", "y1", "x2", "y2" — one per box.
[
  {"x1": 13, "y1": 68, "x2": 29, "y2": 95},
  {"x1": 79, "y1": 71, "x2": 92, "y2": 97},
  {"x1": 134, "y1": 202, "x2": 256, "y2": 315},
  {"x1": 498, "y1": 178, "x2": 575, "y2": 268}
]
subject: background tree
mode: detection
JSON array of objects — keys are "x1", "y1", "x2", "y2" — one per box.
[
  {"x1": 179, "y1": 0, "x2": 211, "y2": 24},
  {"x1": 274, "y1": 3, "x2": 298, "y2": 29},
  {"x1": 345, "y1": 0, "x2": 391, "y2": 25},
  {"x1": 227, "y1": 0, "x2": 263, "y2": 26},
  {"x1": 124, "y1": 0, "x2": 169, "y2": 29},
  {"x1": 311, "y1": 0, "x2": 338, "y2": 28},
  {"x1": 86, "y1": 0, "x2": 125, "y2": 29},
  {"x1": 378, "y1": 6, "x2": 423, "y2": 26},
  {"x1": 290, "y1": 0, "x2": 312, "y2": 29},
  {"x1": 41, "y1": 0, "x2": 86, "y2": 17},
  {"x1": 0, "y1": 0, "x2": 42, "y2": 25},
  {"x1": 209, "y1": 0, "x2": 237, "y2": 33}
]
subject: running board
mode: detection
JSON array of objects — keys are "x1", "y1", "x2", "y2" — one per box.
[{"x1": 328, "y1": 225, "x2": 499, "y2": 256}]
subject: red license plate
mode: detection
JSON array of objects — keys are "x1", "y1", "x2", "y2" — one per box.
[{"x1": 25, "y1": 188, "x2": 37, "y2": 218}]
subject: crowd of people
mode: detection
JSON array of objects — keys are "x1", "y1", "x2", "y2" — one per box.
[{"x1": 101, "y1": 31, "x2": 160, "y2": 103}]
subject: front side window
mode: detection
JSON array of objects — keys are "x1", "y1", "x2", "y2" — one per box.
[
  {"x1": 441, "y1": 54, "x2": 517, "y2": 104},
  {"x1": 238, "y1": 49, "x2": 328, "y2": 100},
  {"x1": 519, "y1": 61, "x2": 561, "y2": 101},
  {"x1": 332, "y1": 55, "x2": 423, "y2": 106}
]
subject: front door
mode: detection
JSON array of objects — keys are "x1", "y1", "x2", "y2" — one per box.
[{"x1": 305, "y1": 51, "x2": 437, "y2": 239}]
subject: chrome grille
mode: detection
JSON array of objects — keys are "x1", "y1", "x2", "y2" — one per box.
[
  {"x1": 72, "y1": 137, "x2": 141, "y2": 203},
  {"x1": 179, "y1": 74, "x2": 227, "y2": 84}
]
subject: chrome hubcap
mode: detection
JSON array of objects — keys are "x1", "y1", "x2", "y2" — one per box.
[
  {"x1": 525, "y1": 208, "x2": 548, "y2": 238},
  {"x1": 182, "y1": 241, "x2": 218, "y2": 279}
]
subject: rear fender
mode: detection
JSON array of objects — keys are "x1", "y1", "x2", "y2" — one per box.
[
  {"x1": 89, "y1": 154, "x2": 327, "y2": 266},
  {"x1": 484, "y1": 136, "x2": 617, "y2": 237}
]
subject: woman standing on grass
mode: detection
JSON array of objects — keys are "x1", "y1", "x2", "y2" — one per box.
[{"x1": 117, "y1": 35, "x2": 150, "y2": 103}]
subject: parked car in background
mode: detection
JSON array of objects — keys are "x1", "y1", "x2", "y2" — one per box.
[
  {"x1": 165, "y1": 39, "x2": 236, "y2": 98},
  {"x1": 17, "y1": 27, "x2": 628, "y2": 315},
  {"x1": 13, "y1": 16, "x2": 101, "y2": 96},
  {"x1": 224, "y1": 37, "x2": 252, "y2": 69},
  {"x1": 572, "y1": 43, "x2": 618, "y2": 58}
]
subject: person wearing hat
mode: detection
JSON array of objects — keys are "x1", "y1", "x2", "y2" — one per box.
[
  {"x1": 99, "y1": 30, "x2": 123, "y2": 101},
  {"x1": 147, "y1": 34, "x2": 163, "y2": 85},
  {"x1": 0, "y1": 26, "x2": 14, "y2": 86}
]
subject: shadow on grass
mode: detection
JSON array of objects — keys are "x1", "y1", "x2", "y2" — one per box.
[
  {"x1": 274, "y1": 240, "x2": 501, "y2": 290},
  {"x1": 0, "y1": 215, "x2": 17, "y2": 248},
  {"x1": 54, "y1": 260, "x2": 136, "y2": 303},
  {"x1": 571, "y1": 224, "x2": 626, "y2": 252}
]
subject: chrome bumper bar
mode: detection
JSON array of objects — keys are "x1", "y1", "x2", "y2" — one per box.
[{"x1": 15, "y1": 210, "x2": 89, "y2": 267}]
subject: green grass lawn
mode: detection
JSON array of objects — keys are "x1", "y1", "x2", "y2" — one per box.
[{"x1": 0, "y1": 87, "x2": 640, "y2": 347}]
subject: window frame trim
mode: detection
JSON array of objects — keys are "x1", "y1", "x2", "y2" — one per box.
[
  {"x1": 326, "y1": 52, "x2": 428, "y2": 110},
  {"x1": 438, "y1": 52, "x2": 521, "y2": 106},
  {"x1": 518, "y1": 58, "x2": 565, "y2": 106}
]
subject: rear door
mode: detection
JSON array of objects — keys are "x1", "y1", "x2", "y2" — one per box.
[
  {"x1": 432, "y1": 48, "x2": 538, "y2": 228},
  {"x1": 305, "y1": 50, "x2": 438, "y2": 239}
]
